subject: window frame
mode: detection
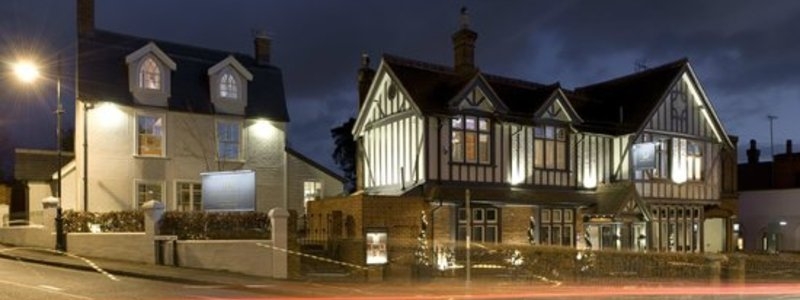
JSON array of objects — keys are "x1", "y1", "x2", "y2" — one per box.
[
  {"x1": 138, "y1": 57, "x2": 162, "y2": 91},
  {"x1": 303, "y1": 181, "x2": 323, "y2": 210},
  {"x1": 219, "y1": 72, "x2": 239, "y2": 100},
  {"x1": 451, "y1": 115, "x2": 492, "y2": 165},
  {"x1": 457, "y1": 206, "x2": 501, "y2": 243},
  {"x1": 175, "y1": 181, "x2": 202, "y2": 212},
  {"x1": 134, "y1": 111, "x2": 167, "y2": 157},
  {"x1": 533, "y1": 125, "x2": 568, "y2": 170},
  {"x1": 134, "y1": 179, "x2": 165, "y2": 209},
  {"x1": 539, "y1": 208, "x2": 575, "y2": 247},
  {"x1": 216, "y1": 120, "x2": 244, "y2": 161}
]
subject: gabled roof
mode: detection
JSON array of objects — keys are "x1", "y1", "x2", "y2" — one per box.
[
  {"x1": 78, "y1": 29, "x2": 288, "y2": 121},
  {"x1": 285, "y1": 147, "x2": 346, "y2": 183},
  {"x1": 382, "y1": 54, "x2": 557, "y2": 121},
  {"x1": 124, "y1": 42, "x2": 177, "y2": 70},
  {"x1": 572, "y1": 58, "x2": 687, "y2": 135},
  {"x1": 208, "y1": 55, "x2": 254, "y2": 81}
]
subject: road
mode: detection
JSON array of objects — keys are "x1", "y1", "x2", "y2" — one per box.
[
  {"x1": 2, "y1": 256, "x2": 800, "y2": 299},
  {"x1": 0, "y1": 257, "x2": 289, "y2": 300}
]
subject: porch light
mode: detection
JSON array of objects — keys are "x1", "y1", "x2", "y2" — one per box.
[{"x1": 251, "y1": 119, "x2": 276, "y2": 139}]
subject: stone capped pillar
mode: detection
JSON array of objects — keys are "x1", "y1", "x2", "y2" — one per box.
[
  {"x1": 269, "y1": 207, "x2": 290, "y2": 279},
  {"x1": 142, "y1": 200, "x2": 165, "y2": 237}
]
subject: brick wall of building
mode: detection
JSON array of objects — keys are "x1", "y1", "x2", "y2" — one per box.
[{"x1": 501, "y1": 205, "x2": 537, "y2": 245}]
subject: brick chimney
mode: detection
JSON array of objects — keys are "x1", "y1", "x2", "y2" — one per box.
[
  {"x1": 357, "y1": 53, "x2": 375, "y2": 108},
  {"x1": 77, "y1": 0, "x2": 94, "y2": 36},
  {"x1": 452, "y1": 7, "x2": 478, "y2": 76},
  {"x1": 747, "y1": 139, "x2": 761, "y2": 164},
  {"x1": 787, "y1": 139, "x2": 793, "y2": 155},
  {"x1": 253, "y1": 30, "x2": 271, "y2": 65}
]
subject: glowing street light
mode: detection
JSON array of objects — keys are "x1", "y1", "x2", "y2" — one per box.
[
  {"x1": 12, "y1": 57, "x2": 66, "y2": 252},
  {"x1": 12, "y1": 61, "x2": 40, "y2": 83}
]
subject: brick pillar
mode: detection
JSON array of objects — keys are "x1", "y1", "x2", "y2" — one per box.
[{"x1": 270, "y1": 207, "x2": 290, "y2": 279}]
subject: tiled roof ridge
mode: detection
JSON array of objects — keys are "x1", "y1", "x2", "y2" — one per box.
[
  {"x1": 382, "y1": 53, "x2": 454, "y2": 74},
  {"x1": 382, "y1": 53, "x2": 551, "y2": 91},
  {"x1": 86, "y1": 29, "x2": 263, "y2": 66},
  {"x1": 576, "y1": 57, "x2": 688, "y2": 91},
  {"x1": 483, "y1": 73, "x2": 549, "y2": 90}
]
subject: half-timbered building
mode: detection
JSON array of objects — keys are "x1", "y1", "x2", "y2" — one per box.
[{"x1": 348, "y1": 11, "x2": 738, "y2": 253}]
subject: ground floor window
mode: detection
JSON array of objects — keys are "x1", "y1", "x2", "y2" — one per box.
[
  {"x1": 540, "y1": 208, "x2": 574, "y2": 246},
  {"x1": 135, "y1": 180, "x2": 164, "y2": 209},
  {"x1": 457, "y1": 206, "x2": 500, "y2": 243},
  {"x1": 176, "y1": 182, "x2": 202, "y2": 211},
  {"x1": 651, "y1": 205, "x2": 701, "y2": 252}
]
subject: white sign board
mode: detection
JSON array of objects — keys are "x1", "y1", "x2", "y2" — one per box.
[
  {"x1": 366, "y1": 230, "x2": 388, "y2": 265},
  {"x1": 201, "y1": 170, "x2": 255, "y2": 211},
  {"x1": 632, "y1": 142, "x2": 657, "y2": 170}
]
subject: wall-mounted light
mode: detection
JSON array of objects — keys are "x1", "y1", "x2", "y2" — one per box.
[
  {"x1": 779, "y1": 221, "x2": 788, "y2": 226},
  {"x1": 250, "y1": 119, "x2": 275, "y2": 139},
  {"x1": 94, "y1": 102, "x2": 125, "y2": 128},
  {"x1": 582, "y1": 173, "x2": 597, "y2": 189}
]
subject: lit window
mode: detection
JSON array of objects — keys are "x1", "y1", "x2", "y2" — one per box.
[
  {"x1": 534, "y1": 125, "x2": 567, "y2": 170},
  {"x1": 136, "y1": 113, "x2": 165, "y2": 156},
  {"x1": 457, "y1": 207, "x2": 500, "y2": 243},
  {"x1": 451, "y1": 115, "x2": 491, "y2": 164},
  {"x1": 539, "y1": 208, "x2": 574, "y2": 246},
  {"x1": 135, "y1": 181, "x2": 163, "y2": 209},
  {"x1": 216, "y1": 121, "x2": 242, "y2": 160},
  {"x1": 220, "y1": 73, "x2": 238, "y2": 99},
  {"x1": 177, "y1": 182, "x2": 202, "y2": 211},
  {"x1": 139, "y1": 58, "x2": 161, "y2": 90},
  {"x1": 687, "y1": 141, "x2": 703, "y2": 181},
  {"x1": 304, "y1": 181, "x2": 322, "y2": 210}
]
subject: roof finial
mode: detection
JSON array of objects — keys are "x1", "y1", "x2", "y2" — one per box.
[{"x1": 459, "y1": 6, "x2": 470, "y2": 29}]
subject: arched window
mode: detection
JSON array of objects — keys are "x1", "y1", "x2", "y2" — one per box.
[
  {"x1": 139, "y1": 58, "x2": 161, "y2": 90},
  {"x1": 220, "y1": 73, "x2": 238, "y2": 99}
]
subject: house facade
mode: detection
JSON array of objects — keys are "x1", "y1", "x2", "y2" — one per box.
[
  {"x1": 349, "y1": 10, "x2": 738, "y2": 253},
  {"x1": 738, "y1": 139, "x2": 800, "y2": 252},
  {"x1": 46, "y1": 0, "x2": 344, "y2": 214}
]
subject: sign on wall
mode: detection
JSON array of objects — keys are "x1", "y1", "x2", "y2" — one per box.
[
  {"x1": 632, "y1": 142, "x2": 657, "y2": 170},
  {"x1": 365, "y1": 228, "x2": 388, "y2": 265},
  {"x1": 201, "y1": 170, "x2": 256, "y2": 211}
]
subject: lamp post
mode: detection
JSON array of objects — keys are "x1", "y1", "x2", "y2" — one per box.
[{"x1": 13, "y1": 58, "x2": 66, "y2": 252}]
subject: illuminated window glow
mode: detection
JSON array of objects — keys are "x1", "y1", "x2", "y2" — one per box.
[
  {"x1": 304, "y1": 181, "x2": 322, "y2": 210},
  {"x1": 136, "y1": 113, "x2": 165, "y2": 156},
  {"x1": 220, "y1": 73, "x2": 238, "y2": 99},
  {"x1": 534, "y1": 125, "x2": 567, "y2": 170},
  {"x1": 451, "y1": 116, "x2": 490, "y2": 164},
  {"x1": 139, "y1": 57, "x2": 161, "y2": 90}
]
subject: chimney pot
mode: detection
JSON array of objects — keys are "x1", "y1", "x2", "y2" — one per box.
[
  {"x1": 452, "y1": 7, "x2": 478, "y2": 76},
  {"x1": 357, "y1": 53, "x2": 375, "y2": 108},
  {"x1": 253, "y1": 30, "x2": 271, "y2": 65},
  {"x1": 77, "y1": 0, "x2": 95, "y2": 36},
  {"x1": 747, "y1": 139, "x2": 761, "y2": 164}
]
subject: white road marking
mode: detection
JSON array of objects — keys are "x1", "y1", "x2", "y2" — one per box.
[
  {"x1": 183, "y1": 285, "x2": 227, "y2": 289},
  {"x1": 37, "y1": 284, "x2": 64, "y2": 291},
  {"x1": 244, "y1": 284, "x2": 275, "y2": 288}
]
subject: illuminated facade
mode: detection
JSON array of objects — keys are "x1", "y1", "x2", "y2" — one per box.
[
  {"x1": 51, "y1": 0, "x2": 344, "y2": 213},
  {"x1": 351, "y1": 10, "x2": 738, "y2": 252}
]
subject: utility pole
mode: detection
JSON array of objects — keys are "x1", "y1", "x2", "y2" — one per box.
[{"x1": 768, "y1": 115, "x2": 778, "y2": 157}]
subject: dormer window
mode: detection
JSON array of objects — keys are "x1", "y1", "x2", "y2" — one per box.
[
  {"x1": 208, "y1": 56, "x2": 253, "y2": 115},
  {"x1": 139, "y1": 57, "x2": 161, "y2": 90},
  {"x1": 220, "y1": 73, "x2": 238, "y2": 99},
  {"x1": 125, "y1": 42, "x2": 176, "y2": 107}
]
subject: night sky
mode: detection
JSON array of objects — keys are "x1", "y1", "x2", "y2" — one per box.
[{"x1": 1, "y1": 0, "x2": 799, "y2": 179}]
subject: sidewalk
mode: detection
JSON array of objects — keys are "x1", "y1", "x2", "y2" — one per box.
[{"x1": 0, "y1": 244, "x2": 278, "y2": 286}]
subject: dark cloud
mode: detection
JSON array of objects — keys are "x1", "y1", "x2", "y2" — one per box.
[{"x1": 1, "y1": 0, "x2": 799, "y2": 175}]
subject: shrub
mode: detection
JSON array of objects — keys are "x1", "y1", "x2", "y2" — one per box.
[
  {"x1": 63, "y1": 210, "x2": 144, "y2": 233},
  {"x1": 159, "y1": 211, "x2": 271, "y2": 240}
]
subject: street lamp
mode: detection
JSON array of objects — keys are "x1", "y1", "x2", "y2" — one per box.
[{"x1": 13, "y1": 57, "x2": 66, "y2": 252}]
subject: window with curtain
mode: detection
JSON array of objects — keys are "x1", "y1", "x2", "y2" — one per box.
[
  {"x1": 139, "y1": 57, "x2": 161, "y2": 90},
  {"x1": 534, "y1": 125, "x2": 567, "y2": 170},
  {"x1": 220, "y1": 73, "x2": 238, "y2": 99}
]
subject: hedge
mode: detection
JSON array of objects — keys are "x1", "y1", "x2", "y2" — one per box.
[
  {"x1": 63, "y1": 210, "x2": 144, "y2": 233},
  {"x1": 159, "y1": 211, "x2": 271, "y2": 240}
]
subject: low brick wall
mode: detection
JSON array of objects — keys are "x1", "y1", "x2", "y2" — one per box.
[
  {"x1": 175, "y1": 240, "x2": 274, "y2": 277},
  {"x1": 68, "y1": 233, "x2": 151, "y2": 263}
]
